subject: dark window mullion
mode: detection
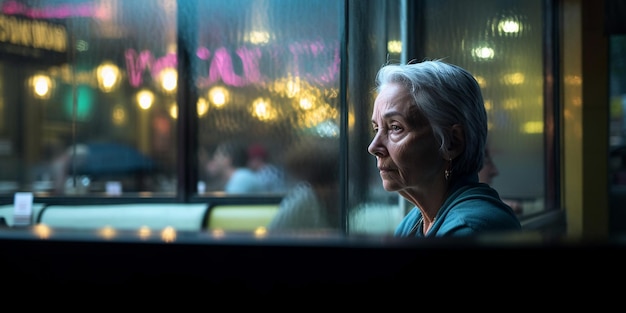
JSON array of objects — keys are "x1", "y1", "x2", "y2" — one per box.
[{"x1": 176, "y1": 0, "x2": 199, "y2": 202}]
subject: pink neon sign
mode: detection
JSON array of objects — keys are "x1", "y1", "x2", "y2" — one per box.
[
  {"x1": 124, "y1": 41, "x2": 340, "y2": 89},
  {"x1": 1, "y1": 0, "x2": 97, "y2": 19},
  {"x1": 2, "y1": 1, "x2": 340, "y2": 88}
]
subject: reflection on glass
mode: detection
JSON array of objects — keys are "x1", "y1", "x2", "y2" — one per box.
[
  {"x1": 0, "y1": 0, "x2": 551, "y2": 237},
  {"x1": 609, "y1": 35, "x2": 626, "y2": 234},
  {"x1": 1, "y1": 0, "x2": 180, "y2": 195},
  {"x1": 30, "y1": 74, "x2": 53, "y2": 99},
  {"x1": 196, "y1": 0, "x2": 342, "y2": 200},
  {"x1": 421, "y1": 0, "x2": 545, "y2": 217},
  {"x1": 96, "y1": 61, "x2": 121, "y2": 93}
]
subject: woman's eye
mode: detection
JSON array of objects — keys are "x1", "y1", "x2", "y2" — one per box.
[{"x1": 390, "y1": 125, "x2": 402, "y2": 131}]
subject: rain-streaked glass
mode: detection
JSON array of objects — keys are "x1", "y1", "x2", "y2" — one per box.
[
  {"x1": 419, "y1": 0, "x2": 546, "y2": 217},
  {"x1": 0, "y1": 0, "x2": 179, "y2": 196},
  {"x1": 0, "y1": 0, "x2": 548, "y2": 236}
]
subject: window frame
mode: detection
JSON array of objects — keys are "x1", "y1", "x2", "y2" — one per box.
[{"x1": 0, "y1": 0, "x2": 562, "y2": 234}]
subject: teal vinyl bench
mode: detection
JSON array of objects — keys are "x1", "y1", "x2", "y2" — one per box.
[{"x1": 37, "y1": 203, "x2": 209, "y2": 232}]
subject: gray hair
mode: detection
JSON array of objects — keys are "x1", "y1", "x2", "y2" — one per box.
[{"x1": 374, "y1": 59, "x2": 487, "y2": 177}]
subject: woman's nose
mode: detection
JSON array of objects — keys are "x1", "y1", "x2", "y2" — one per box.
[{"x1": 367, "y1": 136, "x2": 385, "y2": 157}]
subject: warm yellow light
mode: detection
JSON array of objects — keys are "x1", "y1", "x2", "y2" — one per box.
[
  {"x1": 197, "y1": 97, "x2": 209, "y2": 116},
  {"x1": 503, "y1": 98, "x2": 522, "y2": 110},
  {"x1": 254, "y1": 99, "x2": 269, "y2": 118},
  {"x1": 474, "y1": 75, "x2": 487, "y2": 88},
  {"x1": 96, "y1": 61, "x2": 120, "y2": 92},
  {"x1": 161, "y1": 226, "x2": 176, "y2": 242},
  {"x1": 502, "y1": 72, "x2": 525, "y2": 85},
  {"x1": 34, "y1": 79, "x2": 50, "y2": 96},
  {"x1": 499, "y1": 20, "x2": 520, "y2": 34},
  {"x1": 564, "y1": 75, "x2": 582, "y2": 86},
  {"x1": 254, "y1": 227, "x2": 267, "y2": 237},
  {"x1": 484, "y1": 99, "x2": 493, "y2": 111},
  {"x1": 286, "y1": 78, "x2": 300, "y2": 98},
  {"x1": 138, "y1": 226, "x2": 151, "y2": 239},
  {"x1": 472, "y1": 46, "x2": 495, "y2": 59},
  {"x1": 33, "y1": 224, "x2": 51, "y2": 239},
  {"x1": 208, "y1": 86, "x2": 229, "y2": 108},
  {"x1": 298, "y1": 103, "x2": 338, "y2": 129},
  {"x1": 169, "y1": 103, "x2": 178, "y2": 119},
  {"x1": 212, "y1": 229, "x2": 225, "y2": 238},
  {"x1": 247, "y1": 31, "x2": 270, "y2": 44},
  {"x1": 251, "y1": 98, "x2": 275, "y2": 121},
  {"x1": 99, "y1": 226, "x2": 116, "y2": 239},
  {"x1": 160, "y1": 68, "x2": 177, "y2": 93},
  {"x1": 299, "y1": 98, "x2": 313, "y2": 110},
  {"x1": 136, "y1": 89, "x2": 154, "y2": 110},
  {"x1": 387, "y1": 40, "x2": 402, "y2": 54},
  {"x1": 30, "y1": 74, "x2": 52, "y2": 99},
  {"x1": 348, "y1": 112, "x2": 355, "y2": 129},
  {"x1": 523, "y1": 121, "x2": 544, "y2": 134}
]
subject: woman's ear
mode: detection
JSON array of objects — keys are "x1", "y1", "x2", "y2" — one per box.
[{"x1": 448, "y1": 124, "x2": 465, "y2": 160}]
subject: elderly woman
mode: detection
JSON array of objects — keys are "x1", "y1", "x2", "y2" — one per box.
[{"x1": 368, "y1": 60, "x2": 522, "y2": 237}]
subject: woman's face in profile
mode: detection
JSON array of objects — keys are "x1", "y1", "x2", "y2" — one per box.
[{"x1": 368, "y1": 83, "x2": 445, "y2": 192}]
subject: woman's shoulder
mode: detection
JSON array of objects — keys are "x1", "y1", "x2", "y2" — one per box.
[
  {"x1": 394, "y1": 207, "x2": 421, "y2": 236},
  {"x1": 441, "y1": 183, "x2": 522, "y2": 231}
]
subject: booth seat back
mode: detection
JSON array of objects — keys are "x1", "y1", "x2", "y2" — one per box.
[
  {"x1": 38, "y1": 203, "x2": 209, "y2": 231},
  {"x1": 1, "y1": 202, "x2": 281, "y2": 233},
  {"x1": 206, "y1": 204, "x2": 279, "y2": 231}
]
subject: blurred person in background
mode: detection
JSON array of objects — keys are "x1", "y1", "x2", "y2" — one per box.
[
  {"x1": 267, "y1": 137, "x2": 341, "y2": 232},
  {"x1": 368, "y1": 60, "x2": 522, "y2": 237},
  {"x1": 478, "y1": 144, "x2": 523, "y2": 215},
  {"x1": 206, "y1": 141, "x2": 265, "y2": 194},
  {"x1": 247, "y1": 143, "x2": 286, "y2": 194}
]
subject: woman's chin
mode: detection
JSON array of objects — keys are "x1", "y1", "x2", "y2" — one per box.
[{"x1": 382, "y1": 182, "x2": 401, "y2": 192}]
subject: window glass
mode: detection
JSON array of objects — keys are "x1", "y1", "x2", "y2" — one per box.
[
  {"x1": 0, "y1": 0, "x2": 552, "y2": 237},
  {"x1": 192, "y1": 0, "x2": 343, "y2": 231},
  {"x1": 194, "y1": 0, "x2": 342, "y2": 194},
  {"x1": 0, "y1": 0, "x2": 178, "y2": 196},
  {"x1": 422, "y1": 0, "x2": 546, "y2": 217},
  {"x1": 348, "y1": 0, "x2": 547, "y2": 237},
  {"x1": 609, "y1": 35, "x2": 626, "y2": 234},
  {"x1": 346, "y1": 0, "x2": 405, "y2": 235}
]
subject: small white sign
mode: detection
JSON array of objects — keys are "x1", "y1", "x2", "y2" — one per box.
[
  {"x1": 13, "y1": 192, "x2": 33, "y2": 226},
  {"x1": 106, "y1": 181, "x2": 122, "y2": 196}
]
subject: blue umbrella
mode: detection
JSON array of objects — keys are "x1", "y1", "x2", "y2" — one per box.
[{"x1": 70, "y1": 143, "x2": 155, "y2": 176}]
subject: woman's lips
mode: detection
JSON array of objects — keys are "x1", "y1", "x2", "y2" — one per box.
[{"x1": 378, "y1": 167, "x2": 394, "y2": 174}]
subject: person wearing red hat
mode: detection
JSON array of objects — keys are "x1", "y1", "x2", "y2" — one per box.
[{"x1": 247, "y1": 143, "x2": 286, "y2": 194}]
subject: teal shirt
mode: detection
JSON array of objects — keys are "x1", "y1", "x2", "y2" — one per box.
[{"x1": 395, "y1": 174, "x2": 522, "y2": 237}]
